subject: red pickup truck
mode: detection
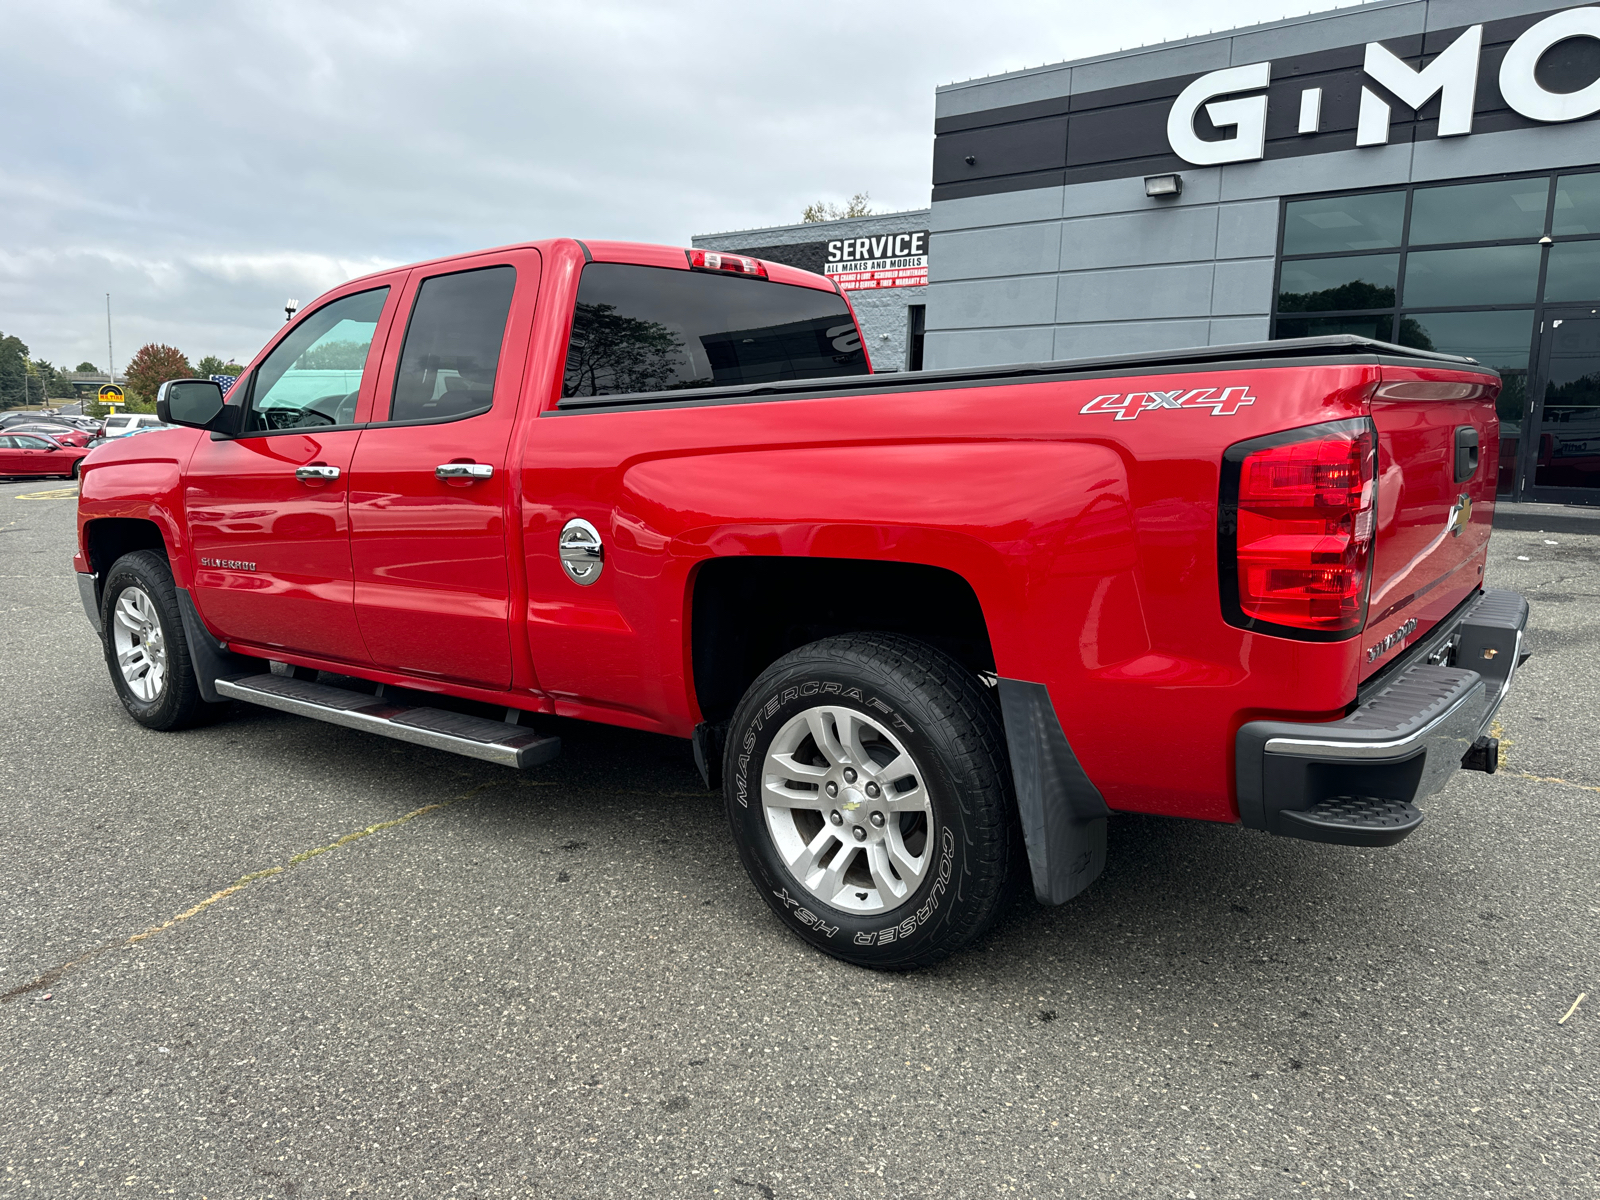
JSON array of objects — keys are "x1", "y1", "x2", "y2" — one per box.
[{"x1": 75, "y1": 238, "x2": 1528, "y2": 969}]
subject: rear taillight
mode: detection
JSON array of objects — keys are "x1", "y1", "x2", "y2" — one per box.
[
  {"x1": 686, "y1": 249, "x2": 767, "y2": 278},
  {"x1": 1220, "y1": 418, "x2": 1377, "y2": 638}
]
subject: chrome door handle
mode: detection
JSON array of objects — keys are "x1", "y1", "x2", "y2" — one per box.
[
  {"x1": 295, "y1": 464, "x2": 341, "y2": 481},
  {"x1": 436, "y1": 463, "x2": 493, "y2": 481}
]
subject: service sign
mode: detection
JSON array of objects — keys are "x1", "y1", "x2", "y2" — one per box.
[
  {"x1": 712, "y1": 230, "x2": 931, "y2": 291},
  {"x1": 823, "y1": 231, "x2": 930, "y2": 291}
]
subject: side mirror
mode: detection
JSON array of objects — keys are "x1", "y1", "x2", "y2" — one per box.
[{"x1": 156, "y1": 379, "x2": 242, "y2": 436}]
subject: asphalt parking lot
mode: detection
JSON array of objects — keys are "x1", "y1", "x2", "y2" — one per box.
[{"x1": 1, "y1": 479, "x2": 1595, "y2": 1199}]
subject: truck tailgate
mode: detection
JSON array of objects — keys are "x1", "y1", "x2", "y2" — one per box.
[{"x1": 1362, "y1": 371, "x2": 1500, "y2": 681}]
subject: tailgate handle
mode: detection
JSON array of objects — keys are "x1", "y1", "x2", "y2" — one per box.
[{"x1": 1454, "y1": 426, "x2": 1479, "y2": 483}]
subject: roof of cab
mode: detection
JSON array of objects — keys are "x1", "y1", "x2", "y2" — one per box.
[{"x1": 338, "y1": 239, "x2": 838, "y2": 295}]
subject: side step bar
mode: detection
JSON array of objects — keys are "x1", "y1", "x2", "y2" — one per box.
[{"x1": 216, "y1": 674, "x2": 561, "y2": 769}]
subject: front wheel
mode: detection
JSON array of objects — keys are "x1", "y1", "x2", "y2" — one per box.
[
  {"x1": 101, "y1": 550, "x2": 226, "y2": 730},
  {"x1": 723, "y1": 634, "x2": 1017, "y2": 970}
]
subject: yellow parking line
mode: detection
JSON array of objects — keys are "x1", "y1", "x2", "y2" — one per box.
[
  {"x1": 0, "y1": 780, "x2": 524, "y2": 1003},
  {"x1": 13, "y1": 486, "x2": 79, "y2": 500}
]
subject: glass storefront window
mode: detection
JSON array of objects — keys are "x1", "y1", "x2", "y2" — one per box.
[
  {"x1": 1396, "y1": 309, "x2": 1535, "y2": 367},
  {"x1": 1275, "y1": 171, "x2": 1600, "y2": 497},
  {"x1": 1534, "y1": 315, "x2": 1600, "y2": 490},
  {"x1": 1402, "y1": 244, "x2": 1541, "y2": 308},
  {"x1": 1409, "y1": 179, "x2": 1549, "y2": 245},
  {"x1": 1544, "y1": 240, "x2": 1600, "y2": 302},
  {"x1": 1282, "y1": 191, "x2": 1404, "y2": 255},
  {"x1": 1552, "y1": 171, "x2": 1600, "y2": 236},
  {"x1": 1276, "y1": 315, "x2": 1393, "y2": 341},
  {"x1": 1277, "y1": 255, "x2": 1398, "y2": 312}
]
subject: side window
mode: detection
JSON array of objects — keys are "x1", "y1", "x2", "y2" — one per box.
[
  {"x1": 245, "y1": 287, "x2": 389, "y2": 433},
  {"x1": 16, "y1": 436, "x2": 49, "y2": 449},
  {"x1": 388, "y1": 266, "x2": 517, "y2": 423},
  {"x1": 561, "y1": 263, "x2": 868, "y2": 398}
]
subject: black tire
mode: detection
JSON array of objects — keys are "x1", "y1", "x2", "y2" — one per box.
[
  {"x1": 723, "y1": 633, "x2": 1017, "y2": 970},
  {"x1": 100, "y1": 550, "x2": 226, "y2": 731},
  {"x1": 69, "y1": 459, "x2": 81, "y2": 479}
]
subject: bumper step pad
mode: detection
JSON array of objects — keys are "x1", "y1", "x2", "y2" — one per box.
[
  {"x1": 215, "y1": 673, "x2": 560, "y2": 768},
  {"x1": 1278, "y1": 795, "x2": 1424, "y2": 847}
]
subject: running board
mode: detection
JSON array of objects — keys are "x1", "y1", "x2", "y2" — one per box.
[{"x1": 215, "y1": 674, "x2": 561, "y2": 769}]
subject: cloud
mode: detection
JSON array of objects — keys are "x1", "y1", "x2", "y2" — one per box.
[{"x1": 0, "y1": 0, "x2": 1343, "y2": 368}]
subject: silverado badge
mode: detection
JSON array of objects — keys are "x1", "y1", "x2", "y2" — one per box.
[{"x1": 1447, "y1": 493, "x2": 1472, "y2": 537}]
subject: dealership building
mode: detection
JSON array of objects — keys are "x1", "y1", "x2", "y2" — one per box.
[{"x1": 697, "y1": 0, "x2": 1600, "y2": 502}]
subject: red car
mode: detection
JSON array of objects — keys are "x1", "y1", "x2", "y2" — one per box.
[
  {"x1": 0, "y1": 431, "x2": 88, "y2": 478},
  {"x1": 7, "y1": 423, "x2": 93, "y2": 448},
  {"x1": 73, "y1": 238, "x2": 1527, "y2": 969}
]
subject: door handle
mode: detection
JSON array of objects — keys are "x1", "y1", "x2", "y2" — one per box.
[
  {"x1": 295, "y1": 464, "x2": 341, "y2": 481},
  {"x1": 435, "y1": 463, "x2": 494, "y2": 481}
]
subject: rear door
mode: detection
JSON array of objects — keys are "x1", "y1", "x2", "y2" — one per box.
[
  {"x1": 346, "y1": 251, "x2": 539, "y2": 689},
  {"x1": 185, "y1": 283, "x2": 400, "y2": 663}
]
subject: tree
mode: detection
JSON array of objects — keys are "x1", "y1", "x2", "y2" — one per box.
[
  {"x1": 195, "y1": 354, "x2": 246, "y2": 378},
  {"x1": 0, "y1": 332, "x2": 30, "y2": 410},
  {"x1": 561, "y1": 302, "x2": 683, "y2": 397},
  {"x1": 76, "y1": 361, "x2": 98, "y2": 373},
  {"x1": 802, "y1": 192, "x2": 875, "y2": 223},
  {"x1": 124, "y1": 343, "x2": 194, "y2": 409}
]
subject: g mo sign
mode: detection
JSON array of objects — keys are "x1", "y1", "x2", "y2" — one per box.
[{"x1": 1168, "y1": 7, "x2": 1600, "y2": 166}]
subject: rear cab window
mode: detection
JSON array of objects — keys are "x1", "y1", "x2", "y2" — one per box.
[{"x1": 561, "y1": 263, "x2": 867, "y2": 399}]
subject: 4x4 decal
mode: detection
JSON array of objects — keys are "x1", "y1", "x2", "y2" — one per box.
[{"x1": 1080, "y1": 385, "x2": 1257, "y2": 421}]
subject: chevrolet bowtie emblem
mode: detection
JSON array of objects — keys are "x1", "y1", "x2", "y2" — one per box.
[{"x1": 1447, "y1": 493, "x2": 1472, "y2": 537}]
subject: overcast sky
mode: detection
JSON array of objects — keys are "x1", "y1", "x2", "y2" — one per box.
[{"x1": 2, "y1": 0, "x2": 1348, "y2": 371}]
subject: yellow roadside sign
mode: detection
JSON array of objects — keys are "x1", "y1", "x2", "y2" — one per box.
[{"x1": 98, "y1": 384, "x2": 124, "y2": 408}]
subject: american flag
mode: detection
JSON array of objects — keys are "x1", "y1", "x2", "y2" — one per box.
[{"x1": 210, "y1": 374, "x2": 239, "y2": 394}]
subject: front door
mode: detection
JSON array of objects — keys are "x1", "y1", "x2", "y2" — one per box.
[
  {"x1": 185, "y1": 283, "x2": 399, "y2": 662},
  {"x1": 1522, "y1": 308, "x2": 1600, "y2": 504},
  {"x1": 346, "y1": 252, "x2": 537, "y2": 690}
]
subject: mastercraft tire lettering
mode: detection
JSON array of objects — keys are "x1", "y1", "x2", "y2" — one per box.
[{"x1": 723, "y1": 634, "x2": 1016, "y2": 970}]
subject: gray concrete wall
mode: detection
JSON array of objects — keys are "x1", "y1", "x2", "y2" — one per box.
[
  {"x1": 694, "y1": 211, "x2": 930, "y2": 372},
  {"x1": 924, "y1": 0, "x2": 1592, "y2": 369}
]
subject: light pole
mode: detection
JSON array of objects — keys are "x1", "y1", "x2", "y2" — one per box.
[{"x1": 285, "y1": 298, "x2": 299, "y2": 323}]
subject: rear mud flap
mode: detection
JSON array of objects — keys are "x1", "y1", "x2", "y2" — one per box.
[{"x1": 996, "y1": 678, "x2": 1111, "y2": 906}]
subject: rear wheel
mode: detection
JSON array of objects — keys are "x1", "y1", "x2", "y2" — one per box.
[
  {"x1": 69, "y1": 459, "x2": 82, "y2": 479},
  {"x1": 723, "y1": 633, "x2": 1016, "y2": 970},
  {"x1": 101, "y1": 550, "x2": 226, "y2": 730}
]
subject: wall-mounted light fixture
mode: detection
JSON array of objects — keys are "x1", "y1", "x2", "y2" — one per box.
[{"x1": 1144, "y1": 173, "x2": 1183, "y2": 198}]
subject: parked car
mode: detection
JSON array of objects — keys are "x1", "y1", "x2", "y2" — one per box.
[
  {"x1": 99, "y1": 413, "x2": 168, "y2": 438},
  {"x1": 0, "y1": 432, "x2": 89, "y2": 478},
  {"x1": 6, "y1": 423, "x2": 93, "y2": 448},
  {"x1": 73, "y1": 238, "x2": 1527, "y2": 969},
  {"x1": 0, "y1": 412, "x2": 95, "y2": 434}
]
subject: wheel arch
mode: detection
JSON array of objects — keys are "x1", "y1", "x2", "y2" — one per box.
[{"x1": 688, "y1": 554, "x2": 996, "y2": 728}]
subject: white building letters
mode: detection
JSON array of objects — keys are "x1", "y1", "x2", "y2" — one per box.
[{"x1": 1167, "y1": 7, "x2": 1600, "y2": 166}]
